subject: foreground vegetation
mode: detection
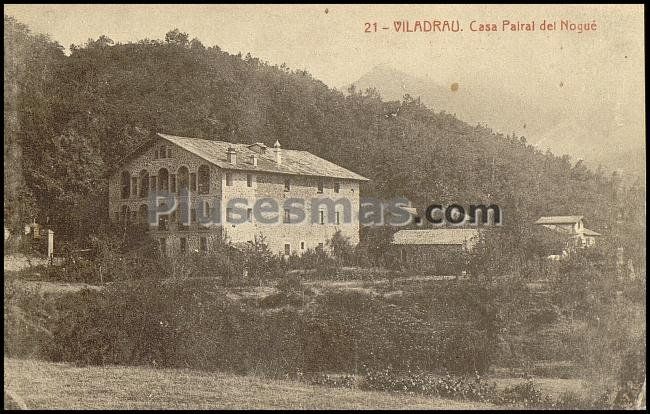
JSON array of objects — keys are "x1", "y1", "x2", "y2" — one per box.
[
  {"x1": 5, "y1": 247, "x2": 645, "y2": 409},
  {"x1": 4, "y1": 357, "x2": 497, "y2": 409}
]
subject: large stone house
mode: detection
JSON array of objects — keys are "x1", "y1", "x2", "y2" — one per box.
[{"x1": 108, "y1": 133, "x2": 368, "y2": 256}]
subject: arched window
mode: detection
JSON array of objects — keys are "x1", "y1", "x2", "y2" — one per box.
[
  {"x1": 160, "y1": 145, "x2": 166, "y2": 158},
  {"x1": 121, "y1": 171, "x2": 131, "y2": 199},
  {"x1": 138, "y1": 204, "x2": 149, "y2": 225},
  {"x1": 177, "y1": 166, "x2": 189, "y2": 193},
  {"x1": 121, "y1": 205, "x2": 130, "y2": 224},
  {"x1": 158, "y1": 168, "x2": 169, "y2": 192},
  {"x1": 139, "y1": 170, "x2": 149, "y2": 198},
  {"x1": 198, "y1": 165, "x2": 210, "y2": 194}
]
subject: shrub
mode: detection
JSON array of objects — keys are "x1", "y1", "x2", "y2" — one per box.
[
  {"x1": 360, "y1": 367, "x2": 499, "y2": 404},
  {"x1": 34, "y1": 279, "x2": 499, "y2": 377},
  {"x1": 242, "y1": 234, "x2": 284, "y2": 283},
  {"x1": 327, "y1": 230, "x2": 355, "y2": 266},
  {"x1": 496, "y1": 378, "x2": 544, "y2": 406},
  {"x1": 307, "y1": 373, "x2": 357, "y2": 389},
  {"x1": 276, "y1": 274, "x2": 313, "y2": 296}
]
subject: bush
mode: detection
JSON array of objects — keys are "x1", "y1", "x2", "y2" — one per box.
[
  {"x1": 327, "y1": 230, "x2": 355, "y2": 266},
  {"x1": 361, "y1": 367, "x2": 498, "y2": 402},
  {"x1": 495, "y1": 378, "x2": 544, "y2": 406},
  {"x1": 307, "y1": 373, "x2": 357, "y2": 389},
  {"x1": 276, "y1": 274, "x2": 313, "y2": 296},
  {"x1": 358, "y1": 366, "x2": 626, "y2": 408},
  {"x1": 242, "y1": 234, "x2": 284, "y2": 283},
  {"x1": 31, "y1": 278, "x2": 500, "y2": 377}
]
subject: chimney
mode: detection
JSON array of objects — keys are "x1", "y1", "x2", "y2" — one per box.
[
  {"x1": 273, "y1": 140, "x2": 282, "y2": 164},
  {"x1": 250, "y1": 154, "x2": 258, "y2": 166},
  {"x1": 227, "y1": 147, "x2": 237, "y2": 165}
]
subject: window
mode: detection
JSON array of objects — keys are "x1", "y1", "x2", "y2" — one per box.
[
  {"x1": 200, "y1": 237, "x2": 207, "y2": 253},
  {"x1": 159, "y1": 214, "x2": 169, "y2": 231},
  {"x1": 247, "y1": 173, "x2": 253, "y2": 187},
  {"x1": 198, "y1": 165, "x2": 210, "y2": 194},
  {"x1": 191, "y1": 208, "x2": 197, "y2": 223},
  {"x1": 319, "y1": 209, "x2": 325, "y2": 225},
  {"x1": 284, "y1": 208, "x2": 291, "y2": 223},
  {"x1": 139, "y1": 170, "x2": 149, "y2": 198},
  {"x1": 284, "y1": 178, "x2": 291, "y2": 191},
  {"x1": 317, "y1": 179, "x2": 324, "y2": 193},
  {"x1": 177, "y1": 166, "x2": 189, "y2": 193},
  {"x1": 166, "y1": 147, "x2": 172, "y2": 158},
  {"x1": 160, "y1": 145, "x2": 166, "y2": 158},
  {"x1": 284, "y1": 243, "x2": 291, "y2": 256},
  {"x1": 300, "y1": 241, "x2": 305, "y2": 250},
  {"x1": 159, "y1": 238, "x2": 167, "y2": 256},
  {"x1": 131, "y1": 177, "x2": 138, "y2": 197},
  {"x1": 158, "y1": 168, "x2": 169, "y2": 192},
  {"x1": 138, "y1": 204, "x2": 148, "y2": 225},
  {"x1": 190, "y1": 173, "x2": 197, "y2": 191},
  {"x1": 226, "y1": 207, "x2": 233, "y2": 222},
  {"x1": 151, "y1": 176, "x2": 157, "y2": 192},
  {"x1": 180, "y1": 237, "x2": 187, "y2": 255},
  {"x1": 334, "y1": 182, "x2": 340, "y2": 193},
  {"x1": 225, "y1": 172, "x2": 233, "y2": 186},
  {"x1": 335, "y1": 211, "x2": 341, "y2": 225},
  {"x1": 121, "y1": 171, "x2": 131, "y2": 199},
  {"x1": 247, "y1": 208, "x2": 253, "y2": 222},
  {"x1": 114, "y1": 211, "x2": 119, "y2": 222},
  {"x1": 121, "y1": 205, "x2": 129, "y2": 224},
  {"x1": 170, "y1": 174, "x2": 176, "y2": 193},
  {"x1": 154, "y1": 150, "x2": 159, "y2": 159},
  {"x1": 318, "y1": 242, "x2": 324, "y2": 250}
]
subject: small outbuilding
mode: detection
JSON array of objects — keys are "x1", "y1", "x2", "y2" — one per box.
[{"x1": 391, "y1": 229, "x2": 480, "y2": 274}]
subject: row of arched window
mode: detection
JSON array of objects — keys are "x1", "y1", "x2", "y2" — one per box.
[{"x1": 121, "y1": 165, "x2": 210, "y2": 199}]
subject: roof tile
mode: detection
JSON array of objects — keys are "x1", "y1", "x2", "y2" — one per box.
[{"x1": 158, "y1": 133, "x2": 368, "y2": 181}]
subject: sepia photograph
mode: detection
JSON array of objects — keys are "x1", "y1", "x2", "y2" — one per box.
[{"x1": 3, "y1": 4, "x2": 645, "y2": 409}]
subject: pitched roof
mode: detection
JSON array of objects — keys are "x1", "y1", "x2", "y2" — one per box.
[
  {"x1": 535, "y1": 216, "x2": 584, "y2": 225},
  {"x1": 582, "y1": 228, "x2": 602, "y2": 236},
  {"x1": 157, "y1": 133, "x2": 368, "y2": 181},
  {"x1": 391, "y1": 229, "x2": 480, "y2": 245}
]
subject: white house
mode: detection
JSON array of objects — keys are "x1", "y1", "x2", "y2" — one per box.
[{"x1": 534, "y1": 215, "x2": 602, "y2": 248}]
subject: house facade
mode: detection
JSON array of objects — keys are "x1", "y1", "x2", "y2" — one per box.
[
  {"x1": 108, "y1": 133, "x2": 368, "y2": 256},
  {"x1": 534, "y1": 215, "x2": 602, "y2": 249}
]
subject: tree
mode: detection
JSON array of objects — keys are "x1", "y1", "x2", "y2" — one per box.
[
  {"x1": 164, "y1": 29, "x2": 189, "y2": 47},
  {"x1": 189, "y1": 37, "x2": 205, "y2": 50},
  {"x1": 327, "y1": 230, "x2": 354, "y2": 266},
  {"x1": 4, "y1": 15, "x2": 64, "y2": 238},
  {"x1": 245, "y1": 234, "x2": 283, "y2": 284}
]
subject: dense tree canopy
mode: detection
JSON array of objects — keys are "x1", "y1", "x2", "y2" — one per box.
[{"x1": 4, "y1": 16, "x2": 645, "y2": 258}]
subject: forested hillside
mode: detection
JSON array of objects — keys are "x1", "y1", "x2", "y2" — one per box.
[{"x1": 4, "y1": 16, "x2": 645, "y2": 251}]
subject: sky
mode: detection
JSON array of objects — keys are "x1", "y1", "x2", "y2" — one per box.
[{"x1": 4, "y1": 4, "x2": 646, "y2": 157}]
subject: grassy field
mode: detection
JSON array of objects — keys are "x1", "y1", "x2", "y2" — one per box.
[{"x1": 4, "y1": 358, "x2": 495, "y2": 409}]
